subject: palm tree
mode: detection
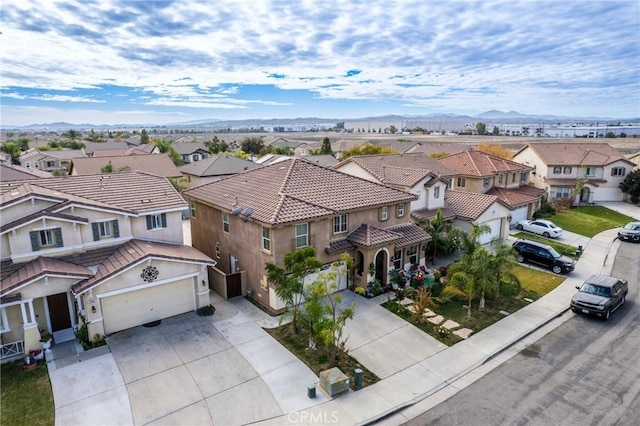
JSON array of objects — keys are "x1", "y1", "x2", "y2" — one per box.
[
  {"x1": 442, "y1": 272, "x2": 477, "y2": 320},
  {"x1": 490, "y1": 241, "x2": 521, "y2": 296},
  {"x1": 423, "y1": 208, "x2": 447, "y2": 265}
]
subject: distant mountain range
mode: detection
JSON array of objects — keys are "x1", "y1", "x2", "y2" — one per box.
[{"x1": 4, "y1": 111, "x2": 636, "y2": 130}]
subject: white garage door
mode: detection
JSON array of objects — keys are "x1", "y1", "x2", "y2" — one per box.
[
  {"x1": 511, "y1": 206, "x2": 528, "y2": 225},
  {"x1": 478, "y1": 219, "x2": 502, "y2": 245},
  {"x1": 102, "y1": 279, "x2": 194, "y2": 334}
]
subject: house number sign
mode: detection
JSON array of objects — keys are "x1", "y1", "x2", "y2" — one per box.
[{"x1": 141, "y1": 266, "x2": 159, "y2": 282}]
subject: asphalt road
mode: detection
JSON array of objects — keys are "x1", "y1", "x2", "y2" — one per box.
[{"x1": 406, "y1": 241, "x2": 640, "y2": 426}]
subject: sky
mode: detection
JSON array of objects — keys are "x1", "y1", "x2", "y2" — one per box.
[{"x1": 1, "y1": 0, "x2": 639, "y2": 126}]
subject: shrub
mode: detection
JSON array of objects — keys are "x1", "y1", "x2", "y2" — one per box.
[
  {"x1": 354, "y1": 286, "x2": 366, "y2": 296},
  {"x1": 196, "y1": 304, "x2": 216, "y2": 316}
]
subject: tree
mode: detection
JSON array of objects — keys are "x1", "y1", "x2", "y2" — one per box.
[
  {"x1": 154, "y1": 139, "x2": 172, "y2": 154},
  {"x1": 422, "y1": 208, "x2": 448, "y2": 264},
  {"x1": 101, "y1": 161, "x2": 113, "y2": 173},
  {"x1": 489, "y1": 241, "x2": 521, "y2": 297},
  {"x1": 492, "y1": 126, "x2": 500, "y2": 136},
  {"x1": 573, "y1": 167, "x2": 588, "y2": 207},
  {"x1": 340, "y1": 142, "x2": 398, "y2": 160},
  {"x1": 319, "y1": 137, "x2": 333, "y2": 155},
  {"x1": 64, "y1": 129, "x2": 82, "y2": 141},
  {"x1": 205, "y1": 136, "x2": 228, "y2": 154},
  {"x1": 389, "y1": 125, "x2": 397, "y2": 134},
  {"x1": 140, "y1": 129, "x2": 150, "y2": 144},
  {"x1": 265, "y1": 247, "x2": 322, "y2": 335},
  {"x1": 1, "y1": 142, "x2": 22, "y2": 162},
  {"x1": 443, "y1": 271, "x2": 476, "y2": 320},
  {"x1": 429, "y1": 151, "x2": 450, "y2": 159},
  {"x1": 86, "y1": 129, "x2": 104, "y2": 143},
  {"x1": 475, "y1": 142, "x2": 512, "y2": 159},
  {"x1": 475, "y1": 122, "x2": 487, "y2": 135},
  {"x1": 619, "y1": 169, "x2": 640, "y2": 204},
  {"x1": 240, "y1": 137, "x2": 264, "y2": 155}
]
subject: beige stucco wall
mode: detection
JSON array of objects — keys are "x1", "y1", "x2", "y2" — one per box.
[
  {"x1": 333, "y1": 163, "x2": 377, "y2": 181},
  {"x1": 130, "y1": 211, "x2": 184, "y2": 244},
  {"x1": 1, "y1": 197, "x2": 56, "y2": 224}
]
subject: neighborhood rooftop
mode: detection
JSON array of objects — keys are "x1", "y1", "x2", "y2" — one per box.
[
  {"x1": 438, "y1": 148, "x2": 533, "y2": 176},
  {"x1": 515, "y1": 143, "x2": 634, "y2": 166}
]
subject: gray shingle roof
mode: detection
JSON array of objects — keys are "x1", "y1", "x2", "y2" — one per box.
[
  {"x1": 184, "y1": 158, "x2": 416, "y2": 225},
  {"x1": 0, "y1": 164, "x2": 51, "y2": 181},
  {"x1": 71, "y1": 154, "x2": 182, "y2": 178}
]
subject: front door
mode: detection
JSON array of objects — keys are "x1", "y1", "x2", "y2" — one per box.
[{"x1": 47, "y1": 293, "x2": 72, "y2": 331}]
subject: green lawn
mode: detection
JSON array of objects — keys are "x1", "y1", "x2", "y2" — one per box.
[
  {"x1": 1, "y1": 360, "x2": 54, "y2": 426},
  {"x1": 511, "y1": 232, "x2": 580, "y2": 259},
  {"x1": 548, "y1": 206, "x2": 634, "y2": 237}
]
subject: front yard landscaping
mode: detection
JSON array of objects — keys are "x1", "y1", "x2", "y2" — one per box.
[
  {"x1": 1, "y1": 360, "x2": 54, "y2": 426},
  {"x1": 511, "y1": 232, "x2": 580, "y2": 259},
  {"x1": 546, "y1": 206, "x2": 634, "y2": 237}
]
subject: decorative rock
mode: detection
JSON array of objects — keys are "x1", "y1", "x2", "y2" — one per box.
[
  {"x1": 407, "y1": 305, "x2": 421, "y2": 314},
  {"x1": 524, "y1": 297, "x2": 534, "y2": 303},
  {"x1": 422, "y1": 309, "x2": 437, "y2": 318},
  {"x1": 453, "y1": 328, "x2": 474, "y2": 339},
  {"x1": 442, "y1": 319, "x2": 460, "y2": 330},
  {"x1": 400, "y1": 298, "x2": 414, "y2": 306},
  {"x1": 427, "y1": 315, "x2": 445, "y2": 325}
]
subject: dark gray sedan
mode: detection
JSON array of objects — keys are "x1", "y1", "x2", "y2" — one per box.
[{"x1": 570, "y1": 274, "x2": 628, "y2": 320}]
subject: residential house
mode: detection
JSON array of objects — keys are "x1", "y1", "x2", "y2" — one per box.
[
  {"x1": 0, "y1": 163, "x2": 52, "y2": 182},
  {"x1": 19, "y1": 149, "x2": 85, "y2": 174},
  {"x1": 512, "y1": 143, "x2": 635, "y2": 203},
  {"x1": 0, "y1": 172, "x2": 215, "y2": 360},
  {"x1": 438, "y1": 148, "x2": 544, "y2": 225},
  {"x1": 626, "y1": 151, "x2": 640, "y2": 170},
  {"x1": 334, "y1": 152, "x2": 513, "y2": 244},
  {"x1": 68, "y1": 154, "x2": 182, "y2": 178},
  {"x1": 183, "y1": 158, "x2": 429, "y2": 312},
  {"x1": 172, "y1": 142, "x2": 210, "y2": 164},
  {"x1": 267, "y1": 138, "x2": 318, "y2": 157},
  {"x1": 179, "y1": 154, "x2": 260, "y2": 188}
]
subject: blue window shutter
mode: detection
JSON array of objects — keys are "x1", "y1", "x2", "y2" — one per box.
[
  {"x1": 92, "y1": 223, "x2": 100, "y2": 241},
  {"x1": 30, "y1": 231, "x2": 40, "y2": 251},
  {"x1": 112, "y1": 220, "x2": 119, "y2": 238},
  {"x1": 161, "y1": 213, "x2": 167, "y2": 228},
  {"x1": 146, "y1": 215, "x2": 152, "y2": 230},
  {"x1": 55, "y1": 228, "x2": 63, "y2": 247}
]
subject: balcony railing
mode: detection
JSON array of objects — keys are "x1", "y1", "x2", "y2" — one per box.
[{"x1": 1, "y1": 340, "x2": 25, "y2": 360}]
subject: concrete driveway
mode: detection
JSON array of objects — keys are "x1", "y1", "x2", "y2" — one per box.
[{"x1": 106, "y1": 295, "x2": 329, "y2": 425}]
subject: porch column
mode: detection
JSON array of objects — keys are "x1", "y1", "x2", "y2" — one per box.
[{"x1": 22, "y1": 300, "x2": 41, "y2": 353}]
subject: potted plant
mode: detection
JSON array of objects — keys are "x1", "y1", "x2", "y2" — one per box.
[{"x1": 40, "y1": 332, "x2": 53, "y2": 350}]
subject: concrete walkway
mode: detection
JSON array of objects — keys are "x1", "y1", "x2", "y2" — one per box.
[
  {"x1": 47, "y1": 228, "x2": 622, "y2": 426},
  {"x1": 595, "y1": 201, "x2": 640, "y2": 220}
]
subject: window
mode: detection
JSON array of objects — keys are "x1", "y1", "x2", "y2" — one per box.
[
  {"x1": 262, "y1": 227, "x2": 271, "y2": 252},
  {"x1": 30, "y1": 228, "x2": 63, "y2": 251},
  {"x1": 553, "y1": 166, "x2": 561, "y2": 174},
  {"x1": 446, "y1": 178, "x2": 453, "y2": 190},
  {"x1": 222, "y1": 212, "x2": 229, "y2": 233},
  {"x1": 0, "y1": 307, "x2": 9, "y2": 333},
  {"x1": 393, "y1": 249, "x2": 402, "y2": 270},
  {"x1": 555, "y1": 187, "x2": 571, "y2": 198},
  {"x1": 483, "y1": 178, "x2": 491, "y2": 187},
  {"x1": 433, "y1": 186, "x2": 440, "y2": 198},
  {"x1": 520, "y1": 172, "x2": 528, "y2": 182},
  {"x1": 585, "y1": 167, "x2": 596, "y2": 177},
  {"x1": 333, "y1": 214, "x2": 348, "y2": 234},
  {"x1": 146, "y1": 213, "x2": 167, "y2": 230},
  {"x1": 512, "y1": 173, "x2": 516, "y2": 183},
  {"x1": 611, "y1": 167, "x2": 625, "y2": 176},
  {"x1": 407, "y1": 245, "x2": 418, "y2": 266},
  {"x1": 92, "y1": 220, "x2": 119, "y2": 241},
  {"x1": 45, "y1": 161, "x2": 56, "y2": 168},
  {"x1": 215, "y1": 245, "x2": 220, "y2": 259},
  {"x1": 190, "y1": 200, "x2": 196, "y2": 218},
  {"x1": 498, "y1": 175, "x2": 503, "y2": 184},
  {"x1": 380, "y1": 206, "x2": 389, "y2": 221},
  {"x1": 457, "y1": 177, "x2": 466, "y2": 187},
  {"x1": 397, "y1": 203, "x2": 405, "y2": 217},
  {"x1": 25, "y1": 162, "x2": 30, "y2": 168},
  {"x1": 295, "y1": 223, "x2": 309, "y2": 248},
  {"x1": 563, "y1": 166, "x2": 572, "y2": 174},
  {"x1": 192, "y1": 154, "x2": 201, "y2": 162}
]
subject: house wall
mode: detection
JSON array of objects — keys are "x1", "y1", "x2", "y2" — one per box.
[
  {"x1": 334, "y1": 163, "x2": 377, "y2": 181},
  {"x1": 130, "y1": 211, "x2": 184, "y2": 244},
  {"x1": 512, "y1": 149, "x2": 549, "y2": 190},
  {"x1": 454, "y1": 177, "x2": 485, "y2": 193},
  {"x1": 1, "y1": 197, "x2": 57, "y2": 224}
]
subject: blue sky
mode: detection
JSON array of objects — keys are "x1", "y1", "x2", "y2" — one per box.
[{"x1": 1, "y1": 0, "x2": 639, "y2": 126}]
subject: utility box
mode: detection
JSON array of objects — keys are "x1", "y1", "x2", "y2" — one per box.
[{"x1": 319, "y1": 367, "x2": 350, "y2": 397}]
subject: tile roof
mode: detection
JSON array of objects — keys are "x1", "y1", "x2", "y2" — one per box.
[
  {"x1": 385, "y1": 223, "x2": 432, "y2": 248},
  {"x1": 444, "y1": 190, "x2": 511, "y2": 220},
  {"x1": 545, "y1": 178, "x2": 607, "y2": 187},
  {"x1": 0, "y1": 164, "x2": 51, "y2": 181},
  {"x1": 0, "y1": 171, "x2": 186, "y2": 214},
  {"x1": 335, "y1": 153, "x2": 457, "y2": 186},
  {"x1": 516, "y1": 143, "x2": 632, "y2": 166},
  {"x1": 71, "y1": 239, "x2": 215, "y2": 294},
  {"x1": 347, "y1": 224, "x2": 402, "y2": 247},
  {"x1": 438, "y1": 148, "x2": 532, "y2": 177},
  {"x1": 1, "y1": 257, "x2": 94, "y2": 296},
  {"x1": 172, "y1": 141, "x2": 209, "y2": 155},
  {"x1": 178, "y1": 155, "x2": 259, "y2": 177},
  {"x1": 83, "y1": 142, "x2": 130, "y2": 155},
  {"x1": 411, "y1": 207, "x2": 457, "y2": 223},
  {"x1": 184, "y1": 158, "x2": 416, "y2": 225},
  {"x1": 324, "y1": 239, "x2": 354, "y2": 255},
  {"x1": 485, "y1": 187, "x2": 539, "y2": 208},
  {"x1": 70, "y1": 154, "x2": 182, "y2": 178}
]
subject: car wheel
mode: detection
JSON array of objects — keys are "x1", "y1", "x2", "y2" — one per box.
[
  {"x1": 543, "y1": 232, "x2": 550, "y2": 238},
  {"x1": 516, "y1": 255, "x2": 525, "y2": 263},
  {"x1": 516, "y1": 224, "x2": 523, "y2": 230},
  {"x1": 552, "y1": 265, "x2": 562, "y2": 274}
]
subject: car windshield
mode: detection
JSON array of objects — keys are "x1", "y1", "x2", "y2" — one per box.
[
  {"x1": 623, "y1": 223, "x2": 639, "y2": 230},
  {"x1": 580, "y1": 283, "x2": 611, "y2": 297},
  {"x1": 549, "y1": 247, "x2": 562, "y2": 258}
]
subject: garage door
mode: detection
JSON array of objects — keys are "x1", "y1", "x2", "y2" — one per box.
[
  {"x1": 102, "y1": 279, "x2": 194, "y2": 334},
  {"x1": 478, "y1": 219, "x2": 502, "y2": 245},
  {"x1": 511, "y1": 206, "x2": 528, "y2": 225}
]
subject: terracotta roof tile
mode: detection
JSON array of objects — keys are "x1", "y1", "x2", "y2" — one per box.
[
  {"x1": 347, "y1": 224, "x2": 402, "y2": 247},
  {"x1": 517, "y1": 143, "x2": 633, "y2": 166},
  {"x1": 385, "y1": 223, "x2": 431, "y2": 248},
  {"x1": 325, "y1": 239, "x2": 354, "y2": 254},
  {"x1": 1, "y1": 257, "x2": 94, "y2": 296},
  {"x1": 71, "y1": 154, "x2": 181, "y2": 178},
  {"x1": 411, "y1": 207, "x2": 457, "y2": 222},
  {"x1": 438, "y1": 149, "x2": 532, "y2": 177},
  {"x1": 72, "y1": 239, "x2": 215, "y2": 294},
  {"x1": 184, "y1": 159, "x2": 416, "y2": 225},
  {"x1": 444, "y1": 190, "x2": 511, "y2": 220},
  {"x1": 485, "y1": 187, "x2": 538, "y2": 208}
]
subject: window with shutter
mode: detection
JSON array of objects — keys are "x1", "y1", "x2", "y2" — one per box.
[
  {"x1": 112, "y1": 220, "x2": 119, "y2": 237},
  {"x1": 92, "y1": 223, "x2": 100, "y2": 241}
]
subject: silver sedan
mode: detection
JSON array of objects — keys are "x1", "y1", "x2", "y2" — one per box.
[{"x1": 515, "y1": 219, "x2": 563, "y2": 238}]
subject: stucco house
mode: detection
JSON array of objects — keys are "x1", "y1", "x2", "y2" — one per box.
[
  {"x1": 178, "y1": 154, "x2": 260, "y2": 189},
  {"x1": 68, "y1": 153, "x2": 182, "y2": 178},
  {"x1": 334, "y1": 152, "x2": 514, "y2": 244},
  {"x1": 438, "y1": 148, "x2": 544, "y2": 225},
  {"x1": 626, "y1": 151, "x2": 640, "y2": 170},
  {"x1": 183, "y1": 158, "x2": 430, "y2": 312},
  {"x1": 172, "y1": 141, "x2": 210, "y2": 164},
  {"x1": 0, "y1": 172, "x2": 215, "y2": 360},
  {"x1": 19, "y1": 148, "x2": 85, "y2": 174},
  {"x1": 513, "y1": 143, "x2": 635, "y2": 203}
]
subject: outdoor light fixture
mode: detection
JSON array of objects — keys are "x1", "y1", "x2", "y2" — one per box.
[{"x1": 91, "y1": 306, "x2": 96, "y2": 313}]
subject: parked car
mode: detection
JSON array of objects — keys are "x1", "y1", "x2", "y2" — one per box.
[
  {"x1": 512, "y1": 239, "x2": 575, "y2": 274},
  {"x1": 515, "y1": 219, "x2": 563, "y2": 238},
  {"x1": 617, "y1": 221, "x2": 640, "y2": 242},
  {"x1": 570, "y1": 274, "x2": 628, "y2": 320}
]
